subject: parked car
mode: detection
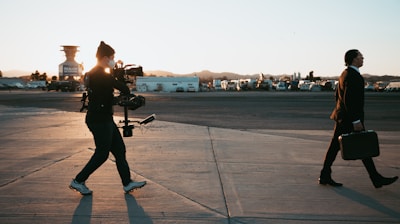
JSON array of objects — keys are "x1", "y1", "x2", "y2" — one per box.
[
  {"x1": 309, "y1": 83, "x2": 321, "y2": 92},
  {"x1": 47, "y1": 80, "x2": 80, "y2": 92},
  {"x1": 374, "y1": 81, "x2": 387, "y2": 92},
  {"x1": 176, "y1": 87, "x2": 184, "y2": 92},
  {"x1": 187, "y1": 86, "x2": 196, "y2": 92},
  {"x1": 275, "y1": 82, "x2": 287, "y2": 91},
  {"x1": 299, "y1": 83, "x2": 310, "y2": 91},
  {"x1": 364, "y1": 83, "x2": 374, "y2": 92}
]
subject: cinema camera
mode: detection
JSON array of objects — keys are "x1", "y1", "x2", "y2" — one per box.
[
  {"x1": 112, "y1": 60, "x2": 144, "y2": 84},
  {"x1": 80, "y1": 61, "x2": 155, "y2": 137}
]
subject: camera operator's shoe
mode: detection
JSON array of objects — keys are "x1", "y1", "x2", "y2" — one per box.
[
  {"x1": 123, "y1": 181, "x2": 146, "y2": 193},
  {"x1": 69, "y1": 179, "x2": 93, "y2": 195}
]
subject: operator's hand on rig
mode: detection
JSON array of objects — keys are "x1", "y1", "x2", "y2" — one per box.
[
  {"x1": 117, "y1": 93, "x2": 150, "y2": 137},
  {"x1": 117, "y1": 94, "x2": 146, "y2": 111}
]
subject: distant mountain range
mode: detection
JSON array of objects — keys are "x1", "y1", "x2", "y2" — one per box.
[
  {"x1": 145, "y1": 70, "x2": 259, "y2": 80},
  {"x1": 361, "y1": 74, "x2": 400, "y2": 83},
  {"x1": 2, "y1": 70, "x2": 35, "y2": 78},
  {"x1": 2, "y1": 69, "x2": 399, "y2": 83},
  {"x1": 1, "y1": 69, "x2": 263, "y2": 80}
]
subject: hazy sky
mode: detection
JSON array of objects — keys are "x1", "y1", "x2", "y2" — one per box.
[{"x1": 1, "y1": 0, "x2": 399, "y2": 77}]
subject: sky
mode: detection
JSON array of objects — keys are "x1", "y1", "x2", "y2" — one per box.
[{"x1": 1, "y1": 0, "x2": 399, "y2": 77}]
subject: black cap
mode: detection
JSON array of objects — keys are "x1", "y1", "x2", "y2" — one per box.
[{"x1": 96, "y1": 41, "x2": 115, "y2": 59}]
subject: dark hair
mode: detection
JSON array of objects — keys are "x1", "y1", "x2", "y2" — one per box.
[
  {"x1": 96, "y1": 41, "x2": 115, "y2": 59},
  {"x1": 344, "y1": 49, "x2": 359, "y2": 66}
]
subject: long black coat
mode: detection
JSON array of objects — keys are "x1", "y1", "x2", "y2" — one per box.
[{"x1": 330, "y1": 67, "x2": 365, "y2": 124}]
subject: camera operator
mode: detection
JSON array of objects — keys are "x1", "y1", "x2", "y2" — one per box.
[{"x1": 70, "y1": 41, "x2": 146, "y2": 195}]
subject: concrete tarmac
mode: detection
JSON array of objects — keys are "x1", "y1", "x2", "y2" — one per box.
[{"x1": 0, "y1": 104, "x2": 399, "y2": 223}]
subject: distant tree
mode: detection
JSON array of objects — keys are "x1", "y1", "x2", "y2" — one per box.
[
  {"x1": 0, "y1": 70, "x2": 3, "y2": 78},
  {"x1": 39, "y1": 72, "x2": 47, "y2": 81},
  {"x1": 306, "y1": 71, "x2": 314, "y2": 81},
  {"x1": 199, "y1": 76, "x2": 214, "y2": 85},
  {"x1": 52, "y1": 76, "x2": 57, "y2": 81},
  {"x1": 199, "y1": 77, "x2": 206, "y2": 84},
  {"x1": 31, "y1": 70, "x2": 40, "y2": 80}
]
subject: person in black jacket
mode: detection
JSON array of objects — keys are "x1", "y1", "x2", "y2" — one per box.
[
  {"x1": 70, "y1": 41, "x2": 146, "y2": 195},
  {"x1": 319, "y1": 49, "x2": 398, "y2": 188}
]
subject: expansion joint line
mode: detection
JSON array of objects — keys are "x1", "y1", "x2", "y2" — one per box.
[
  {"x1": 207, "y1": 126, "x2": 231, "y2": 224},
  {"x1": 0, "y1": 150, "x2": 84, "y2": 188}
]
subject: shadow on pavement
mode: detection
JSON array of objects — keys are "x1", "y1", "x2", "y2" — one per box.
[
  {"x1": 333, "y1": 187, "x2": 400, "y2": 221},
  {"x1": 71, "y1": 195, "x2": 92, "y2": 224},
  {"x1": 125, "y1": 194, "x2": 153, "y2": 224}
]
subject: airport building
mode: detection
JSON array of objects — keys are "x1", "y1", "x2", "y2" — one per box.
[{"x1": 136, "y1": 76, "x2": 199, "y2": 92}]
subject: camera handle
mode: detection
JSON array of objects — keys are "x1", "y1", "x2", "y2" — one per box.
[
  {"x1": 121, "y1": 104, "x2": 134, "y2": 137},
  {"x1": 119, "y1": 107, "x2": 156, "y2": 137}
]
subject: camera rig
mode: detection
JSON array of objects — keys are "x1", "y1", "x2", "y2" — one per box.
[
  {"x1": 114, "y1": 93, "x2": 155, "y2": 137},
  {"x1": 80, "y1": 61, "x2": 155, "y2": 137}
]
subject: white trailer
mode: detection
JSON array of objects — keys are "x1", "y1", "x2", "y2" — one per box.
[{"x1": 213, "y1": 79, "x2": 222, "y2": 90}]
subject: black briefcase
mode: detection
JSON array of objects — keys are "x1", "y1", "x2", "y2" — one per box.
[{"x1": 338, "y1": 130, "x2": 380, "y2": 160}]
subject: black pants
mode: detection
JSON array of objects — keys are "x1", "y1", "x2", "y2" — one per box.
[
  {"x1": 321, "y1": 121, "x2": 381, "y2": 180},
  {"x1": 75, "y1": 121, "x2": 132, "y2": 186}
]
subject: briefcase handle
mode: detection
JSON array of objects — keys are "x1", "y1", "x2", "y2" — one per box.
[{"x1": 342, "y1": 130, "x2": 375, "y2": 137}]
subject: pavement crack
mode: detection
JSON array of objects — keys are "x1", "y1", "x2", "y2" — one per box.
[
  {"x1": 208, "y1": 126, "x2": 231, "y2": 224},
  {"x1": 96, "y1": 146, "x2": 232, "y2": 220},
  {"x1": 0, "y1": 150, "x2": 85, "y2": 188}
]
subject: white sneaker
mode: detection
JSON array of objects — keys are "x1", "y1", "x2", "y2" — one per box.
[
  {"x1": 69, "y1": 179, "x2": 93, "y2": 195},
  {"x1": 123, "y1": 181, "x2": 146, "y2": 193}
]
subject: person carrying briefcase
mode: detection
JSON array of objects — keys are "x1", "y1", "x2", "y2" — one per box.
[{"x1": 318, "y1": 49, "x2": 398, "y2": 188}]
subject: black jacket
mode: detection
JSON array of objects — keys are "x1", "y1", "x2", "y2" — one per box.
[
  {"x1": 85, "y1": 65, "x2": 130, "y2": 123},
  {"x1": 330, "y1": 67, "x2": 365, "y2": 123}
]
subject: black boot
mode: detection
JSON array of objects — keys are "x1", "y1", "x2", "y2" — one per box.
[
  {"x1": 319, "y1": 168, "x2": 343, "y2": 187},
  {"x1": 372, "y1": 176, "x2": 398, "y2": 188},
  {"x1": 362, "y1": 158, "x2": 398, "y2": 188}
]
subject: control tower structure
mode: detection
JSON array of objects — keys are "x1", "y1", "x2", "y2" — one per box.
[{"x1": 59, "y1": 45, "x2": 83, "y2": 81}]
